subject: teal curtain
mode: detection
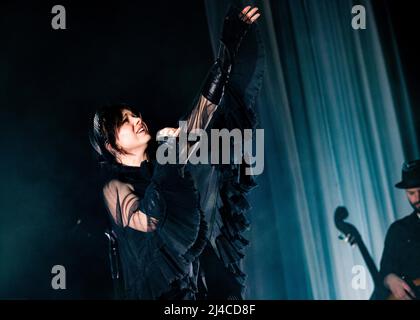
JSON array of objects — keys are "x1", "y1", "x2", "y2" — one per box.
[{"x1": 205, "y1": 0, "x2": 418, "y2": 299}]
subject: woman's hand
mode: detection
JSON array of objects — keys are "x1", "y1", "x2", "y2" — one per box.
[
  {"x1": 385, "y1": 274, "x2": 416, "y2": 300},
  {"x1": 239, "y1": 5, "x2": 261, "y2": 24},
  {"x1": 157, "y1": 127, "x2": 180, "y2": 139},
  {"x1": 201, "y1": 5, "x2": 262, "y2": 106},
  {"x1": 221, "y1": 5, "x2": 261, "y2": 59}
]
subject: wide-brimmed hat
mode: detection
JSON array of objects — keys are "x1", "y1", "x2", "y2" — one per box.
[{"x1": 395, "y1": 160, "x2": 420, "y2": 189}]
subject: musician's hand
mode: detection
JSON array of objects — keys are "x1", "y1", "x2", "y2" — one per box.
[{"x1": 385, "y1": 274, "x2": 416, "y2": 300}]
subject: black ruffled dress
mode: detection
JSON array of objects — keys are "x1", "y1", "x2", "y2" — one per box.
[
  {"x1": 100, "y1": 14, "x2": 265, "y2": 300},
  {"x1": 101, "y1": 160, "x2": 207, "y2": 299}
]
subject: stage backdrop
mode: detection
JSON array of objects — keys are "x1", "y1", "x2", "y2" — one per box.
[{"x1": 205, "y1": 0, "x2": 419, "y2": 299}]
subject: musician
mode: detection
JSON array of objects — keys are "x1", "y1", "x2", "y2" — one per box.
[{"x1": 378, "y1": 160, "x2": 420, "y2": 300}]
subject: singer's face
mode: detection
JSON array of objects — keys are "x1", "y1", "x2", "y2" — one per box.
[{"x1": 115, "y1": 109, "x2": 152, "y2": 154}]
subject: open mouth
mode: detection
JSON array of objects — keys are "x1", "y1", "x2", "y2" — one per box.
[{"x1": 136, "y1": 127, "x2": 146, "y2": 134}]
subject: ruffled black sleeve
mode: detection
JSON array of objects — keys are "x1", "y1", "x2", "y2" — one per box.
[{"x1": 102, "y1": 159, "x2": 208, "y2": 299}]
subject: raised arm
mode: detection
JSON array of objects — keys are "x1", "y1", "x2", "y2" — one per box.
[
  {"x1": 155, "y1": 6, "x2": 261, "y2": 163},
  {"x1": 159, "y1": 6, "x2": 260, "y2": 136},
  {"x1": 181, "y1": 5, "x2": 261, "y2": 133}
]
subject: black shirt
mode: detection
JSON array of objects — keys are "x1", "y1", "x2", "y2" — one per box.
[{"x1": 378, "y1": 211, "x2": 420, "y2": 296}]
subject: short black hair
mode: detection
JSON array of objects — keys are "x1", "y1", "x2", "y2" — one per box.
[{"x1": 90, "y1": 104, "x2": 141, "y2": 163}]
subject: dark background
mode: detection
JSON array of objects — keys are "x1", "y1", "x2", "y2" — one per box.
[
  {"x1": 0, "y1": 0, "x2": 212, "y2": 299},
  {"x1": 0, "y1": 0, "x2": 418, "y2": 299}
]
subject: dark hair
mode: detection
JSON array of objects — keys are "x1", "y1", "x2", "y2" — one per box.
[{"x1": 90, "y1": 104, "x2": 142, "y2": 164}]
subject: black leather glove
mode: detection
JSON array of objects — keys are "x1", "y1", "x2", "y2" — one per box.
[
  {"x1": 220, "y1": 5, "x2": 252, "y2": 67},
  {"x1": 202, "y1": 5, "x2": 251, "y2": 105}
]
